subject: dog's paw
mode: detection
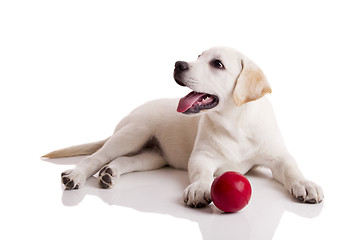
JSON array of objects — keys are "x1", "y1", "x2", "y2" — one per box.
[
  {"x1": 61, "y1": 169, "x2": 86, "y2": 190},
  {"x1": 183, "y1": 182, "x2": 212, "y2": 208},
  {"x1": 289, "y1": 179, "x2": 324, "y2": 204},
  {"x1": 98, "y1": 165, "x2": 118, "y2": 189}
]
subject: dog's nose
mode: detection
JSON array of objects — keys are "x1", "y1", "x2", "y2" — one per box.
[
  {"x1": 174, "y1": 61, "x2": 188, "y2": 87},
  {"x1": 175, "y1": 61, "x2": 189, "y2": 71}
]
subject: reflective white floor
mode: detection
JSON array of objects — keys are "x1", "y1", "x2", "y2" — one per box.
[
  {"x1": 2, "y1": 137, "x2": 360, "y2": 240},
  {"x1": 4, "y1": 156, "x2": 330, "y2": 240},
  {"x1": 56, "y1": 159, "x2": 324, "y2": 240},
  {"x1": 71, "y1": 166, "x2": 322, "y2": 240}
]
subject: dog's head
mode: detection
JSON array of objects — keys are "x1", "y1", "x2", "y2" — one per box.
[{"x1": 174, "y1": 47, "x2": 272, "y2": 114}]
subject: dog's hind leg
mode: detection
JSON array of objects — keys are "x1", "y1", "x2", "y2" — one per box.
[
  {"x1": 61, "y1": 123, "x2": 154, "y2": 190},
  {"x1": 98, "y1": 149, "x2": 167, "y2": 189}
]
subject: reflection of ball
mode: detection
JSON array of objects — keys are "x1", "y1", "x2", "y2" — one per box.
[{"x1": 211, "y1": 171, "x2": 252, "y2": 213}]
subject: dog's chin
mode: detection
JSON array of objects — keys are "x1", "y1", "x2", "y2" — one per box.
[{"x1": 177, "y1": 91, "x2": 219, "y2": 114}]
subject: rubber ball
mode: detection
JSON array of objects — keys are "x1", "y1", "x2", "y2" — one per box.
[{"x1": 211, "y1": 171, "x2": 252, "y2": 213}]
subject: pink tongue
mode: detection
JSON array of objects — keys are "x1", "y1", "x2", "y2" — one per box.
[{"x1": 177, "y1": 91, "x2": 206, "y2": 113}]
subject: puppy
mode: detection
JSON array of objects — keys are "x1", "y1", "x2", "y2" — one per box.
[{"x1": 43, "y1": 47, "x2": 323, "y2": 206}]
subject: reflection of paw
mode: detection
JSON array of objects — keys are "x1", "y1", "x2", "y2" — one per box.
[
  {"x1": 290, "y1": 179, "x2": 324, "y2": 203},
  {"x1": 61, "y1": 169, "x2": 86, "y2": 190},
  {"x1": 98, "y1": 165, "x2": 118, "y2": 189},
  {"x1": 183, "y1": 182, "x2": 212, "y2": 208}
]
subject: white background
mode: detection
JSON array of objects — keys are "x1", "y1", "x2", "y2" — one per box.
[{"x1": 1, "y1": 0, "x2": 360, "y2": 239}]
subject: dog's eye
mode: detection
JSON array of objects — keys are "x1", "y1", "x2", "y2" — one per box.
[{"x1": 210, "y1": 59, "x2": 225, "y2": 69}]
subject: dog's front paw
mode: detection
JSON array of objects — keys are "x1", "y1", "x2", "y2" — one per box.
[
  {"x1": 183, "y1": 182, "x2": 212, "y2": 208},
  {"x1": 289, "y1": 179, "x2": 324, "y2": 204},
  {"x1": 61, "y1": 169, "x2": 86, "y2": 190},
  {"x1": 98, "y1": 165, "x2": 118, "y2": 189}
]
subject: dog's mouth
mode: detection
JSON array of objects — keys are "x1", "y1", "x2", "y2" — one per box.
[{"x1": 177, "y1": 91, "x2": 219, "y2": 114}]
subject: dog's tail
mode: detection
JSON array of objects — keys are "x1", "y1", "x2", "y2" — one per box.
[{"x1": 42, "y1": 138, "x2": 108, "y2": 159}]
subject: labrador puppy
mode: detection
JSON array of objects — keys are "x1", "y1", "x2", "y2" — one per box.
[{"x1": 43, "y1": 47, "x2": 324, "y2": 206}]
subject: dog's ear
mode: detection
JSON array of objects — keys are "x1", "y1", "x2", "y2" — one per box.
[{"x1": 233, "y1": 58, "x2": 272, "y2": 106}]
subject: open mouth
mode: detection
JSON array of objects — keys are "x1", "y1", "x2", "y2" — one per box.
[{"x1": 177, "y1": 91, "x2": 219, "y2": 114}]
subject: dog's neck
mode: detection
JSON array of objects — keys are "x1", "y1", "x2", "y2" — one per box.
[{"x1": 203, "y1": 100, "x2": 249, "y2": 137}]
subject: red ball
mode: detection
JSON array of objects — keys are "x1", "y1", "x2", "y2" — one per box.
[{"x1": 211, "y1": 171, "x2": 252, "y2": 213}]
